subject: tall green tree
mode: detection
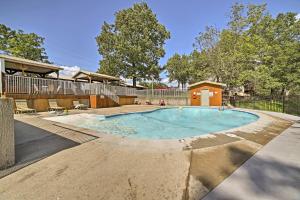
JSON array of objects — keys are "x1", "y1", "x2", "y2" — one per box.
[
  {"x1": 139, "y1": 81, "x2": 168, "y2": 89},
  {"x1": 236, "y1": 4, "x2": 280, "y2": 95},
  {"x1": 0, "y1": 24, "x2": 49, "y2": 62},
  {"x1": 194, "y1": 26, "x2": 228, "y2": 83},
  {"x1": 165, "y1": 53, "x2": 191, "y2": 89},
  {"x1": 189, "y1": 50, "x2": 209, "y2": 83},
  {"x1": 96, "y1": 2, "x2": 170, "y2": 87},
  {"x1": 269, "y1": 13, "x2": 300, "y2": 94},
  {"x1": 192, "y1": 3, "x2": 300, "y2": 95},
  {"x1": 238, "y1": 9, "x2": 300, "y2": 95}
]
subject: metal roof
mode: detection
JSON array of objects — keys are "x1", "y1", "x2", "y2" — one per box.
[
  {"x1": 188, "y1": 81, "x2": 226, "y2": 88},
  {"x1": 72, "y1": 70, "x2": 120, "y2": 82},
  {"x1": 0, "y1": 54, "x2": 63, "y2": 74}
]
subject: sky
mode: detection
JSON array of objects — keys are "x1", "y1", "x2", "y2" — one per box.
[{"x1": 0, "y1": 0, "x2": 299, "y2": 82}]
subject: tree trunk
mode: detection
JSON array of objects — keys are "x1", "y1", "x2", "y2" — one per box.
[
  {"x1": 270, "y1": 88, "x2": 274, "y2": 97},
  {"x1": 133, "y1": 77, "x2": 137, "y2": 88}
]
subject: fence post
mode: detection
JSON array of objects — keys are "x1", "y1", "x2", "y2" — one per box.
[
  {"x1": 282, "y1": 94, "x2": 285, "y2": 113},
  {"x1": 0, "y1": 59, "x2": 6, "y2": 97},
  {"x1": 28, "y1": 77, "x2": 31, "y2": 94}
]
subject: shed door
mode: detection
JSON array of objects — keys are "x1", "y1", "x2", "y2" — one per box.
[{"x1": 201, "y1": 89, "x2": 210, "y2": 106}]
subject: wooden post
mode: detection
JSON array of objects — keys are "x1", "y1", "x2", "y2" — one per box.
[
  {"x1": 90, "y1": 95, "x2": 99, "y2": 108},
  {"x1": 282, "y1": 94, "x2": 285, "y2": 113},
  {"x1": 56, "y1": 70, "x2": 59, "y2": 79},
  {"x1": 89, "y1": 76, "x2": 92, "y2": 95},
  {"x1": 0, "y1": 58, "x2": 5, "y2": 96},
  {"x1": 0, "y1": 72, "x2": 5, "y2": 97},
  {"x1": 0, "y1": 97, "x2": 15, "y2": 169}
]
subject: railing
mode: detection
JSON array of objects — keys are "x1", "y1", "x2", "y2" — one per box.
[
  {"x1": 115, "y1": 85, "x2": 137, "y2": 96},
  {"x1": 90, "y1": 82, "x2": 120, "y2": 103},
  {"x1": 232, "y1": 95, "x2": 300, "y2": 116},
  {"x1": 5, "y1": 75, "x2": 137, "y2": 104},
  {"x1": 136, "y1": 88, "x2": 188, "y2": 98}
]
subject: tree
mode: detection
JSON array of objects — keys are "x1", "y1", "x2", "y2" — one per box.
[
  {"x1": 139, "y1": 81, "x2": 168, "y2": 89},
  {"x1": 96, "y1": 2, "x2": 170, "y2": 87},
  {"x1": 269, "y1": 13, "x2": 300, "y2": 94},
  {"x1": 165, "y1": 53, "x2": 191, "y2": 89},
  {"x1": 0, "y1": 24, "x2": 14, "y2": 51},
  {"x1": 192, "y1": 3, "x2": 300, "y2": 95},
  {"x1": 0, "y1": 24, "x2": 49, "y2": 62},
  {"x1": 237, "y1": 9, "x2": 300, "y2": 95},
  {"x1": 194, "y1": 26, "x2": 227, "y2": 83},
  {"x1": 189, "y1": 50, "x2": 209, "y2": 83}
]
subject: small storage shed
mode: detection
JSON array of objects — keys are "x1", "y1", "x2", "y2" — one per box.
[{"x1": 188, "y1": 81, "x2": 226, "y2": 106}]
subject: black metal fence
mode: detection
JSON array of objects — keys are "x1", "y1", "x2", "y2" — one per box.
[{"x1": 230, "y1": 95, "x2": 300, "y2": 116}]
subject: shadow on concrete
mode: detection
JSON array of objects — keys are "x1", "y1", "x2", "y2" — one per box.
[
  {"x1": 201, "y1": 146, "x2": 300, "y2": 200},
  {"x1": 0, "y1": 120, "x2": 79, "y2": 178}
]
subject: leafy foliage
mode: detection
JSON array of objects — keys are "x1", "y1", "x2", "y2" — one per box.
[
  {"x1": 0, "y1": 24, "x2": 49, "y2": 62},
  {"x1": 96, "y1": 2, "x2": 170, "y2": 87},
  {"x1": 164, "y1": 53, "x2": 192, "y2": 88},
  {"x1": 139, "y1": 81, "x2": 168, "y2": 89},
  {"x1": 165, "y1": 3, "x2": 300, "y2": 95}
]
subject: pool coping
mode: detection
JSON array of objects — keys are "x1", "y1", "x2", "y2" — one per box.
[{"x1": 43, "y1": 107, "x2": 279, "y2": 151}]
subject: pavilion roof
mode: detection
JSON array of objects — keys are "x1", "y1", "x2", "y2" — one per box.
[
  {"x1": 0, "y1": 54, "x2": 63, "y2": 75},
  {"x1": 72, "y1": 70, "x2": 120, "y2": 82},
  {"x1": 188, "y1": 81, "x2": 226, "y2": 88}
]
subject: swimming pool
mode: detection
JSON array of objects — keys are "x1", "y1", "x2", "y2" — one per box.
[{"x1": 46, "y1": 107, "x2": 259, "y2": 139}]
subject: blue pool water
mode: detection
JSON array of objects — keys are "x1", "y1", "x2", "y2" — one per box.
[{"x1": 76, "y1": 108, "x2": 258, "y2": 139}]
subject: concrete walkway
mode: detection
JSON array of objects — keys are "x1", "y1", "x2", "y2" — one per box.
[
  {"x1": 0, "y1": 106, "x2": 190, "y2": 200},
  {"x1": 0, "y1": 107, "x2": 299, "y2": 200},
  {"x1": 203, "y1": 114, "x2": 300, "y2": 200},
  {"x1": 0, "y1": 138, "x2": 190, "y2": 200},
  {"x1": 0, "y1": 118, "x2": 96, "y2": 179}
]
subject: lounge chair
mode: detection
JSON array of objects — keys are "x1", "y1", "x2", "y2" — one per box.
[
  {"x1": 134, "y1": 99, "x2": 141, "y2": 105},
  {"x1": 15, "y1": 99, "x2": 36, "y2": 114},
  {"x1": 48, "y1": 99, "x2": 65, "y2": 111},
  {"x1": 145, "y1": 100, "x2": 152, "y2": 105},
  {"x1": 73, "y1": 100, "x2": 88, "y2": 110}
]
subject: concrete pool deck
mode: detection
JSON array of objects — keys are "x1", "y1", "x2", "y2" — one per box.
[
  {"x1": 203, "y1": 112, "x2": 300, "y2": 200},
  {"x1": 0, "y1": 105, "x2": 299, "y2": 200}
]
